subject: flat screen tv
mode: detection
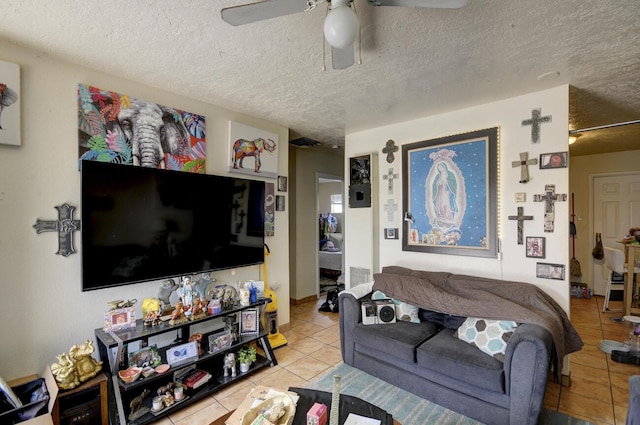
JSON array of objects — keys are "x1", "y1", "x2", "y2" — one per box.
[{"x1": 81, "y1": 160, "x2": 265, "y2": 291}]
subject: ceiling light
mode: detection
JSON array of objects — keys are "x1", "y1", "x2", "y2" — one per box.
[
  {"x1": 324, "y1": 0, "x2": 359, "y2": 49},
  {"x1": 569, "y1": 135, "x2": 579, "y2": 145}
]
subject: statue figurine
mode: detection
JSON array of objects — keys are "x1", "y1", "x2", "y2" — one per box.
[
  {"x1": 128, "y1": 389, "x2": 150, "y2": 421},
  {"x1": 190, "y1": 296, "x2": 206, "y2": 321},
  {"x1": 189, "y1": 333, "x2": 204, "y2": 356},
  {"x1": 69, "y1": 340, "x2": 103, "y2": 383},
  {"x1": 223, "y1": 352, "x2": 236, "y2": 377},
  {"x1": 169, "y1": 301, "x2": 188, "y2": 325},
  {"x1": 50, "y1": 353, "x2": 80, "y2": 390}
]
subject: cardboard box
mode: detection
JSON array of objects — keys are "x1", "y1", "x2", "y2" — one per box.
[
  {"x1": 3, "y1": 367, "x2": 56, "y2": 425},
  {"x1": 306, "y1": 402, "x2": 327, "y2": 425}
]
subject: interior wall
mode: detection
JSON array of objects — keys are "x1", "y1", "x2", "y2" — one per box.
[
  {"x1": 569, "y1": 149, "x2": 640, "y2": 288},
  {"x1": 344, "y1": 86, "x2": 571, "y2": 312},
  {"x1": 0, "y1": 39, "x2": 290, "y2": 380},
  {"x1": 289, "y1": 148, "x2": 343, "y2": 301}
]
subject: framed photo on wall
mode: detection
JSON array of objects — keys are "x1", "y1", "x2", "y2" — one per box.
[
  {"x1": 536, "y1": 262, "x2": 565, "y2": 280},
  {"x1": 402, "y1": 127, "x2": 499, "y2": 258},
  {"x1": 539, "y1": 151, "x2": 568, "y2": 169},
  {"x1": 526, "y1": 237, "x2": 545, "y2": 258}
]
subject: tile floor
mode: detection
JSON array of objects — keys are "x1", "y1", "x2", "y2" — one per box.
[{"x1": 157, "y1": 294, "x2": 638, "y2": 425}]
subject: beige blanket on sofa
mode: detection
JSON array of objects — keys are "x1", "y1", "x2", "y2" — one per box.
[{"x1": 373, "y1": 266, "x2": 583, "y2": 364}]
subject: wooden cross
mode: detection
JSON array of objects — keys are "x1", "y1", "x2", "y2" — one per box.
[
  {"x1": 382, "y1": 139, "x2": 399, "y2": 163},
  {"x1": 383, "y1": 198, "x2": 397, "y2": 221},
  {"x1": 382, "y1": 168, "x2": 399, "y2": 194},
  {"x1": 521, "y1": 108, "x2": 552, "y2": 144},
  {"x1": 511, "y1": 152, "x2": 538, "y2": 183},
  {"x1": 533, "y1": 184, "x2": 567, "y2": 232},
  {"x1": 508, "y1": 206, "x2": 533, "y2": 244},
  {"x1": 32, "y1": 203, "x2": 81, "y2": 257}
]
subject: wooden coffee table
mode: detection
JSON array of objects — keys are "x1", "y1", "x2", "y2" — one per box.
[{"x1": 209, "y1": 387, "x2": 401, "y2": 425}]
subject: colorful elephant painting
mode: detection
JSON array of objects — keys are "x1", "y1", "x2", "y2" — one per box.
[
  {"x1": 232, "y1": 137, "x2": 277, "y2": 173},
  {"x1": 78, "y1": 84, "x2": 206, "y2": 173}
]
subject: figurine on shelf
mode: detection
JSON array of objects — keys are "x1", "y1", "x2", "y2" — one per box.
[
  {"x1": 128, "y1": 389, "x2": 150, "y2": 421},
  {"x1": 189, "y1": 333, "x2": 204, "y2": 356},
  {"x1": 157, "y1": 278, "x2": 179, "y2": 306},
  {"x1": 181, "y1": 276, "x2": 194, "y2": 318},
  {"x1": 143, "y1": 310, "x2": 160, "y2": 327},
  {"x1": 224, "y1": 315, "x2": 239, "y2": 343},
  {"x1": 69, "y1": 340, "x2": 103, "y2": 383},
  {"x1": 169, "y1": 301, "x2": 188, "y2": 326},
  {"x1": 223, "y1": 352, "x2": 236, "y2": 377},
  {"x1": 190, "y1": 296, "x2": 206, "y2": 321},
  {"x1": 157, "y1": 382, "x2": 174, "y2": 396},
  {"x1": 50, "y1": 353, "x2": 79, "y2": 390},
  {"x1": 223, "y1": 286, "x2": 237, "y2": 309}
]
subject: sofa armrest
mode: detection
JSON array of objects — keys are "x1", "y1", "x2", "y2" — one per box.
[
  {"x1": 339, "y1": 290, "x2": 372, "y2": 365},
  {"x1": 503, "y1": 323, "x2": 552, "y2": 425}
]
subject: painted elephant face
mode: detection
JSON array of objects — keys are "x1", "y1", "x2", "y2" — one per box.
[
  {"x1": 115, "y1": 100, "x2": 189, "y2": 168},
  {"x1": 264, "y1": 139, "x2": 277, "y2": 153}
]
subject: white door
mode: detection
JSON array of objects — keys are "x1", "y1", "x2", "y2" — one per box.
[{"x1": 592, "y1": 173, "x2": 640, "y2": 295}]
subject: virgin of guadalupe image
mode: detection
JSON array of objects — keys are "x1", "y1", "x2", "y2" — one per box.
[{"x1": 425, "y1": 157, "x2": 466, "y2": 243}]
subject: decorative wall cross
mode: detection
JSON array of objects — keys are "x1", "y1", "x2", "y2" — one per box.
[
  {"x1": 511, "y1": 152, "x2": 538, "y2": 183},
  {"x1": 382, "y1": 168, "x2": 399, "y2": 194},
  {"x1": 533, "y1": 184, "x2": 567, "y2": 232},
  {"x1": 383, "y1": 198, "x2": 397, "y2": 221},
  {"x1": 32, "y1": 203, "x2": 81, "y2": 257},
  {"x1": 521, "y1": 108, "x2": 552, "y2": 144},
  {"x1": 508, "y1": 207, "x2": 533, "y2": 244},
  {"x1": 382, "y1": 139, "x2": 399, "y2": 163}
]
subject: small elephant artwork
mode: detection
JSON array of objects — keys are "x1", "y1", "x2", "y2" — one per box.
[
  {"x1": 228, "y1": 121, "x2": 279, "y2": 179},
  {"x1": 77, "y1": 84, "x2": 206, "y2": 172}
]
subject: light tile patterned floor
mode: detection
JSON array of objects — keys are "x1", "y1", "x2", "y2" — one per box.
[{"x1": 158, "y1": 295, "x2": 638, "y2": 425}]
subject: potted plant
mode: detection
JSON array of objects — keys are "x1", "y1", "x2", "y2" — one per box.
[{"x1": 237, "y1": 345, "x2": 257, "y2": 373}]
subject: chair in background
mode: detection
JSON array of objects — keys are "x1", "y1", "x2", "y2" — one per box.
[{"x1": 603, "y1": 247, "x2": 627, "y2": 313}]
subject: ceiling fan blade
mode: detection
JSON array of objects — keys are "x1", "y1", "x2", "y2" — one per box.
[
  {"x1": 332, "y1": 46, "x2": 355, "y2": 70},
  {"x1": 221, "y1": 0, "x2": 312, "y2": 26},
  {"x1": 366, "y1": 0, "x2": 468, "y2": 8}
]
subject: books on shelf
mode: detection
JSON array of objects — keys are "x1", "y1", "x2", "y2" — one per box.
[{"x1": 179, "y1": 369, "x2": 212, "y2": 389}]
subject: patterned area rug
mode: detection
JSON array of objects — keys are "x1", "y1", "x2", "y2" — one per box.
[{"x1": 306, "y1": 363, "x2": 595, "y2": 425}]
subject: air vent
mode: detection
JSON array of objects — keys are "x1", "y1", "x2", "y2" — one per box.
[{"x1": 290, "y1": 137, "x2": 321, "y2": 148}]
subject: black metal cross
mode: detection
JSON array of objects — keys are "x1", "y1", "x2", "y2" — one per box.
[
  {"x1": 382, "y1": 168, "x2": 399, "y2": 194},
  {"x1": 508, "y1": 207, "x2": 533, "y2": 244},
  {"x1": 32, "y1": 203, "x2": 81, "y2": 257},
  {"x1": 511, "y1": 152, "x2": 538, "y2": 183},
  {"x1": 521, "y1": 108, "x2": 552, "y2": 144},
  {"x1": 382, "y1": 139, "x2": 399, "y2": 163},
  {"x1": 533, "y1": 184, "x2": 567, "y2": 232}
]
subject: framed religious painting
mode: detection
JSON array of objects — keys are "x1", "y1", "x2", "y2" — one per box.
[{"x1": 402, "y1": 127, "x2": 499, "y2": 258}]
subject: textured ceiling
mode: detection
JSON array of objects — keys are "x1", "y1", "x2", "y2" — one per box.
[{"x1": 1, "y1": 0, "x2": 639, "y2": 156}]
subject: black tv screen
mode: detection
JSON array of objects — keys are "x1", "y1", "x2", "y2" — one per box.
[{"x1": 81, "y1": 161, "x2": 265, "y2": 291}]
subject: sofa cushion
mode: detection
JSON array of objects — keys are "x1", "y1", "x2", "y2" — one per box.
[
  {"x1": 354, "y1": 321, "x2": 440, "y2": 363},
  {"x1": 372, "y1": 290, "x2": 420, "y2": 323},
  {"x1": 455, "y1": 318, "x2": 518, "y2": 361},
  {"x1": 416, "y1": 328, "x2": 505, "y2": 393}
]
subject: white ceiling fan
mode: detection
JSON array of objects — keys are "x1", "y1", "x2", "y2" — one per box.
[{"x1": 221, "y1": 0, "x2": 469, "y2": 70}]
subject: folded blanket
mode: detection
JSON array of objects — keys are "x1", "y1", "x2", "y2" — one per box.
[{"x1": 373, "y1": 266, "x2": 583, "y2": 365}]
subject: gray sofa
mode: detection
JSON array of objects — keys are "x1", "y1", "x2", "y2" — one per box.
[{"x1": 339, "y1": 267, "x2": 582, "y2": 425}]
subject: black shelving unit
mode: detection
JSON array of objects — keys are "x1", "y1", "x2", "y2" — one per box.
[{"x1": 95, "y1": 298, "x2": 277, "y2": 425}]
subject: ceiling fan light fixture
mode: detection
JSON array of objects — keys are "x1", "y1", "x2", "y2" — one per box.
[{"x1": 324, "y1": 1, "x2": 359, "y2": 49}]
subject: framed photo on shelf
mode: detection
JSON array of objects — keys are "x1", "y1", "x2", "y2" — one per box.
[
  {"x1": 536, "y1": 262, "x2": 565, "y2": 280},
  {"x1": 539, "y1": 151, "x2": 568, "y2": 169},
  {"x1": 240, "y1": 309, "x2": 259, "y2": 335},
  {"x1": 525, "y1": 237, "x2": 545, "y2": 258},
  {"x1": 128, "y1": 345, "x2": 162, "y2": 368},
  {"x1": 103, "y1": 307, "x2": 136, "y2": 332},
  {"x1": 208, "y1": 330, "x2": 233, "y2": 354},
  {"x1": 167, "y1": 341, "x2": 199, "y2": 366}
]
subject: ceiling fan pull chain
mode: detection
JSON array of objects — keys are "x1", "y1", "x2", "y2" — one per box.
[{"x1": 353, "y1": 1, "x2": 362, "y2": 65}]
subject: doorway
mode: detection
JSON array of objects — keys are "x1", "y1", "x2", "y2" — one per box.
[
  {"x1": 316, "y1": 173, "x2": 344, "y2": 296},
  {"x1": 591, "y1": 172, "x2": 640, "y2": 295}
]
